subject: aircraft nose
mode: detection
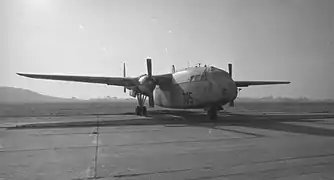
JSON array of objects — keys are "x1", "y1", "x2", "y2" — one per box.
[
  {"x1": 231, "y1": 81, "x2": 238, "y2": 99},
  {"x1": 227, "y1": 79, "x2": 238, "y2": 100}
]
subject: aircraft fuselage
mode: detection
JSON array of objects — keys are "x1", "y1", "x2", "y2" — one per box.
[{"x1": 154, "y1": 66, "x2": 238, "y2": 109}]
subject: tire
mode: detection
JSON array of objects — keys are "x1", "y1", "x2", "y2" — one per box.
[
  {"x1": 142, "y1": 106, "x2": 147, "y2": 116},
  {"x1": 135, "y1": 106, "x2": 141, "y2": 116},
  {"x1": 207, "y1": 109, "x2": 218, "y2": 120}
]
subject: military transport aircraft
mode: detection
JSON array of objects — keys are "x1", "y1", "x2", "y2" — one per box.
[{"x1": 17, "y1": 58, "x2": 290, "y2": 119}]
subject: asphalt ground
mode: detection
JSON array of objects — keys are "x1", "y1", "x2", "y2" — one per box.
[{"x1": 1, "y1": 110, "x2": 334, "y2": 180}]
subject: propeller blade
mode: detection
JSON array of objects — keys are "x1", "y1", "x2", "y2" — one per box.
[
  {"x1": 146, "y1": 58, "x2": 155, "y2": 107},
  {"x1": 123, "y1": 62, "x2": 126, "y2": 93},
  {"x1": 228, "y1": 63, "x2": 232, "y2": 78},
  {"x1": 149, "y1": 95, "x2": 155, "y2": 107},
  {"x1": 147, "y1": 58, "x2": 152, "y2": 78}
]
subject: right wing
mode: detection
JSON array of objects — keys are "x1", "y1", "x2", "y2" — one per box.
[
  {"x1": 235, "y1": 81, "x2": 291, "y2": 87},
  {"x1": 17, "y1": 73, "x2": 140, "y2": 87}
]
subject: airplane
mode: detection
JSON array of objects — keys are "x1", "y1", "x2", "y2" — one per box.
[{"x1": 17, "y1": 58, "x2": 290, "y2": 119}]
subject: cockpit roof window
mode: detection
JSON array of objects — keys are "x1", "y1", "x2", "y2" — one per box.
[
  {"x1": 207, "y1": 66, "x2": 221, "y2": 72},
  {"x1": 205, "y1": 66, "x2": 229, "y2": 76}
]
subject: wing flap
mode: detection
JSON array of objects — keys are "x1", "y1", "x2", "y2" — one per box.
[
  {"x1": 235, "y1": 81, "x2": 291, "y2": 87},
  {"x1": 17, "y1": 73, "x2": 139, "y2": 87}
]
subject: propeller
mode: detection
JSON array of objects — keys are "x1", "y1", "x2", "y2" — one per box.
[
  {"x1": 228, "y1": 63, "x2": 234, "y2": 107},
  {"x1": 146, "y1": 58, "x2": 156, "y2": 107},
  {"x1": 228, "y1": 63, "x2": 232, "y2": 78},
  {"x1": 123, "y1": 62, "x2": 126, "y2": 93},
  {"x1": 147, "y1": 58, "x2": 152, "y2": 78}
]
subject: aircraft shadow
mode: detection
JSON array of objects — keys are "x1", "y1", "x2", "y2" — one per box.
[{"x1": 7, "y1": 109, "x2": 334, "y2": 137}]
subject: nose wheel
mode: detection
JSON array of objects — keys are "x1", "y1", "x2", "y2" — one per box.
[
  {"x1": 207, "y1": 105, "x2": 221, "y2": 120},
  {"x1": 135, "y1": 94, "x2": 148, "y2": 116}
]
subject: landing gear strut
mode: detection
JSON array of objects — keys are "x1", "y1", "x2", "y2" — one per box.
[{"x1": 135, "y1": 94, "x2": 147, "y2": 116}]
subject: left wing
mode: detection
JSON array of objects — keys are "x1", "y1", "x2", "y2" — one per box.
[
  {"x1": 17, "y1": 72, "x2": 174, "y2": 87},
  {"x1": 235, "y1": 81, "x2": 291, "y2": 87},
  {"x1": 17, "y1": 73, "x2": 140, "y2": 87}
]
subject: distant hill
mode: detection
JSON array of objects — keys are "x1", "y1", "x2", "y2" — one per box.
[{"x1": 0, "y1": 87, "x2": 82, "y2": 104}]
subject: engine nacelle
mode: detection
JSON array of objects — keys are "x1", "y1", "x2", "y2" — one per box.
[{"x1": 137, "y1": 74, "x2": 156, "y2": 96}]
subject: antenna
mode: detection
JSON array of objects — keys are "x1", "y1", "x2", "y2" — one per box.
[{"x1": 123, "y1": 62, "x2": 126, "y2": 93}]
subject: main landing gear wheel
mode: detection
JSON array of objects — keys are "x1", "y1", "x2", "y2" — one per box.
[
  {"x1": 207, "y1": 109, "x2": 218, "y2": 120},
  {"x1": 135, "y1": 106, "x2": 147, "y2": 116},
  {"x1": 207, "y1": 106, "x2": 219, "y2": 120},
  {"x1": 135, "y1": 93, "x2": 148, "y2": 116}
]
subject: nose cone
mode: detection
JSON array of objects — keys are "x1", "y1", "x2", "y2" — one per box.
[
  {"x1": 210, "y1": 70, "x2": 238, "y2": 103},
  {"x1": 229, "y1": 80, "x2": 238, "y2": 101}
]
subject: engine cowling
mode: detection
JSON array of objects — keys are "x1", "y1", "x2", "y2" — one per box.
[
  {"x1": 125, "y1": 59, "x2": 156, "y2": 107},
  {"x1": 137, "y1": 75, "x2": 156, "y2": 96},
  {"x1": 129, "y1": 89, "x2": 137, "y2": 97}
]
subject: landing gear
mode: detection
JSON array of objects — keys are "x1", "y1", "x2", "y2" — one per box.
[
  {"x1": 135, "y1": 106, "x2": 147, "y2": 116},
  {"x1": 207, "y1": 108, "x2": 218, "y2": 120},
  {"x1": 207, "y1": 105, "x2": 221, "y2": 120},
  {"x1": 135, "y1": 94, "x2": 148, "y2": 116}
]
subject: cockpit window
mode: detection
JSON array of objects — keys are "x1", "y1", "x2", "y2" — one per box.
[
  {"x1": 205, "y1": 66, "x2": 229, "y2": 76},
  {"x1": 207, "y1": 66, "x2": 221, "y2": 72},
  {"x1": 189, "y1": 75, "x2": 202, "y2": 82},
  {"x1": 194, "y1": 75, "x2": 201, "y2": 81}
]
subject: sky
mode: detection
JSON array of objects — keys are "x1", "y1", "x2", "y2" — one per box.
[{"x1": 1, "y1": 0, "x2": 333, "y2": 99}]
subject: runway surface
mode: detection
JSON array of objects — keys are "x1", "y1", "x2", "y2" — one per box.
[{"x1": 1, "y1": 110, "x2": 334, "y2": 180}]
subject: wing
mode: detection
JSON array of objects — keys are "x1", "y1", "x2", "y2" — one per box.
[
  {"x1": 153, "y1": 73, "x2": 173, "y2": 85},
  {"x1": 17, "y1": 73, "x2": 139, "y2": 87},
  {"x1": 235, "y1": 81, "x2": 291, "y2": 87}
]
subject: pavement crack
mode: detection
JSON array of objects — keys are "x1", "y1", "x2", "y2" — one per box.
[
  {"x1": 93, "y1": 116, "x2": 100, "y2": 179},
  {"x1": 116, "y1": 136, "x2": 257, "y2": 147},
  {"x1": 210, "y1": 127, "x2": 265, "y2": 137},
  {"x1": 253, "y1": 152, "x2": 334, "y2": 164},
  {"x1": 112, "y1": 168, "x2": 192, "y2": 178},
  {"x1": 186, "y1": 161, "x2": 334, "y2": 180}
]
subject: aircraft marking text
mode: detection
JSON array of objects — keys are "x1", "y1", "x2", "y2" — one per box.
[{"x1": 182, "y1": 92, "x2": 194, "y2": 105}]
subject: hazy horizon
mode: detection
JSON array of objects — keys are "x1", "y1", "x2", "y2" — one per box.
[
  {"x1": 1, "y1": 0, "x2": 333, "y2": 99},
  {"x1": 1, "y1": 86, "x2": 333, "y2": 103}
]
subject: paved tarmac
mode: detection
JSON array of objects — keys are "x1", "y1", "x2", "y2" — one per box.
[{"x1": 1, "y1": 110, "x2": 334, "y2": 180}]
